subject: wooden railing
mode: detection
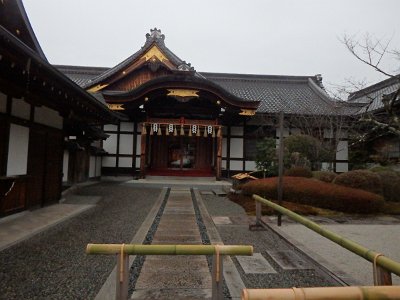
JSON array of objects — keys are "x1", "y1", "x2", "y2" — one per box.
[{"x1": 86, "y1": 243, "x2": 253, "y2": 300}]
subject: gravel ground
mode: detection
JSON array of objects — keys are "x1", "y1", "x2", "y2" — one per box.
[
  {"x1": 0, "y1": 183, "x2": 161, "y2": 300},
  {"x1": 201, "y1": 195, "x2": 342, "y2": 289}
]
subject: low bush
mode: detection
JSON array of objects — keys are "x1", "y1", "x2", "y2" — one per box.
[
  {"x1": 312, "y1": 171, "x2": 337, "y2": 183},
  {"x1": 333, "y1": 170, "x2": 382, "y2": 195},
  {"x1": 372, "y1": 171, "x2": 400, "y2": 202},
  {"x1": 240, "y1": 177, "x2": 384, "y2": 213},
  {"x1": 284, "y1": 167, "x2": 313, "y2": 178}
]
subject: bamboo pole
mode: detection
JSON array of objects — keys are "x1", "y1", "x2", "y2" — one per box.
[
  {"x1": 242, "y1": 286, "x2": 400, "y2": 300},
  {"x1": 253, "y1": 194, "x2": 400, "y2": 277},
  {"x1": 86, "y1": 244, "x2": 253, "y2": 256}
]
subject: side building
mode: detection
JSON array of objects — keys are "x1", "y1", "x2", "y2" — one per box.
[
  {"x1": 0, "y1": 0, "x2": 118, "y2": 217},
  {"x1": 58, "y1": 28, "x2": 352, "y2": 179}
]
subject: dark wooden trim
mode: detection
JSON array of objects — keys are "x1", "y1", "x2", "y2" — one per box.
[
  {"x1": 6, "y1": 95, "x2": 12, "y2": 115},
  {"x1": 140, "y1": 132, "x2": 146, "y2": 178},
  {"x1": 226, "y1": 126, "x2": 231, "y2": 177},
  {"x1": 0, "y1": 115, "x2": 10, "y2": 176},
  {"x1": 115, "y1": 122, "x2": 120, "y2": 169},
  {"x1": 132, "y1": 122, "x2": 137, "y2": 170},
  {"x1": 242, "y1": 120, "x2": 246, "y2": 171}
]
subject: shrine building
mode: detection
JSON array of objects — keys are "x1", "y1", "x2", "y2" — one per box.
[{"x1": 58, "y1": 28, "x2": 351, "y2": 179}]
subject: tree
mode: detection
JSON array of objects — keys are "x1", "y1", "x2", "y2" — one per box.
[{"x1": 255, "y1": 137, "x2": 279, "y2": 177}]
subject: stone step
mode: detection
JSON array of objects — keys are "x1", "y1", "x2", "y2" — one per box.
[{"x1": 131, "y1": 288, "x2": 212, "y2": 299}]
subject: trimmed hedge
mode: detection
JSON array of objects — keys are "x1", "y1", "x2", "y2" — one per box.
[
  {"x1": 333, "y1": 170, "x2": 382, "y2": 195},
  {"x1": 240, "y1": 177, "x2": 384, "y2": 213},
  {"x1": 284, "y1": 167, "x2": 313, "y2": 178},
  {"x1": 312, "y1": 171, "x2": 337, "y2": 183},
  {"x1": 373, "y1": 171, "x2": 400, "y2": 202}
]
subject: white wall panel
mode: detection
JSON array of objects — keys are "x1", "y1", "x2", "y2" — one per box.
[
  {"x1": 336, "y1": 162, "x2": 348, "y2": 173},
  {"x1": 336, "y1": 130, "x2": 348, "y2": 139},
  {"x1": 230, "y1": 138, "x2": 243, "y2": 158},
  {"x1": 102, "y1": 156, "x2": 116, "y2": 167},
  {"x1": 230, "y1": 126, "x2": 243, "y2": 136},
  {"x1": 96, "y1": 157, "x2": 102, "y2": 176},
  {"x1": 136, "y1": 157, "x2": 141, "y2": 168},
  {"x1": 276, "y1": 128, "x2": 290, "y2": 137},
  {"x1": 222, "y1": 138, "x2": 227, "y2": 157},
  {"x1": 120, "y1": 122, "x2": 134, "y2": 132},
  {"x1": 104, "y1": 124, "x2": 118, "y2": 131},
  {"x1": 230, "y1": 160, "x2": 243, "y2": 171},
  {"x1": 34, "y1": 106, "x2": 63, "y2": 129},
  {"x1": 321, "y1": 162, "x2": 331, "y2": 171},
  {"x1": 89, "y1": 156, "x2": 96, "y2": 177},
  {"x1": 11, "y1": 98, "x2": 30, "y2": 120},
  {"x1": 7, "y1": 124, "x2": 29, "y2": 176},
  {"x1": 0, "y1": 92, "x2": 6, "y2": 113},
  {"x1": 119, "y1": 134, "x2": 133, "y2": 154},
  {"x1": 62, "y1": 150, "x2": 69, "y2": 182},
  {"x1": 336, "y1": 141, "x2": 348, "y2": 160},
  {"x1": 103, "y1": 134, "x2": 117, "y2": 154},
  {"x1": 136, "y1": 135, "x2": 141, "y2": 154},
  {"x1": 222, "y1": 160, "x2": 226, "y2": 169},
  {"x1": 245, "y1": 161, "x2": 257, "y2": 171},
  {"x1": 119, "y1": 157, "x2": 133, "y2": 168}
]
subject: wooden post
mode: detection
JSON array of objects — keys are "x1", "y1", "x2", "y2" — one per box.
[
  {"x1": 115, "y1": 252, "x2": 129, "y2": 300},
  {"x1": 140, "y1": 132, "x2": 146, "y2": 178},
  {"x1": 277, "y1": 111, "x2": 284, "y2": 227},
  {"x1": 375, "y1": 265, "x2": 393, "y2": 286},
  {"x1": 212, "y1": 252, "x2": 224, "y2": 300},
  {"x1": 216, "y1": 127, "x2": 222, "y2": 180}
]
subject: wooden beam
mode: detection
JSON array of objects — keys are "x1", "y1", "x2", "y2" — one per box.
[{"x1": 140, "y1": 130, "x2": 146, "y2": 178}]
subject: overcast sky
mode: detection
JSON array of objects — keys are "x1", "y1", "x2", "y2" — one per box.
[{"x1": 23, "y1": 0, "x2": 400, "y2": 95}]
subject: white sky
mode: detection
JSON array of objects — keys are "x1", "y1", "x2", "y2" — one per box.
[{"x1": 23, "y1": 0, "x2": 400, "y2": 95}]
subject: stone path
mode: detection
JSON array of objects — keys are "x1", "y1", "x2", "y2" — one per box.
[{"x1": 131, "y1": 188, "x2": 212, "y2": 299}]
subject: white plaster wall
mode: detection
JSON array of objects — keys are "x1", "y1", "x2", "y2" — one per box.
[
  {"x1": 136, "y1": 157, "x2": 141, "y2": 168},
  {"x1": 222, "y1": 138, "x2": 228, "y2": 157},
  {"x1": 119, "y1": 157, "x2": 132, "y2": 168},
  {"x1": 230, "y1": 126, "x2": 243, "y2": 136},
  {"x1": 11, "y1": 98, "x2": 30, "y2": 120},
  {"x1": 336, "y1": 141, "x2": 348, "y2": 161},
  {"x1": 321, "y1": 162, "x2": 332, "y2": 171},
  {"x1": 120, "y1": 122, "x2": 134, "y2": 132},
  {"x1": 89, "y1": 156, "x2": 96, "y2": 178},
  {"x1": 0, "y1": 92, "x2": 7, "y2": 113},
  {"x1": 104, "y1": 124, "x2": 118, "y2": 131},
  {"x1": 336, "y1": 162, "x2": 348, "y2": 173},
  {"x1": 230, "y1": 160, "x2": 243, "y2": 171},
  {"x1": 7, "y1": 124, "x2": 29, "y2": 176},
  {"x1": 119, "y1": 134, "x2": 133, "y2": 154},
  {"x1": 102, "y1": 156, "x2": 116, "y2": 167},
  {"x1": 222, "y1": 160, "x2": 226, "y2": 169},
  {"x1": 96, "y1": 157, "x2": 102, "y2": 177},
  {"x1": 276, "y1": 128, "x2": 290, "y2": 137},
  {"x1": 34, "y1": 106, "x2": 63, "y2": 129},
  {"x1": 103, "y1": 134, "x2": 117, "y2": 154},
  {"x1": 230, "y1": 138, "x2": 243, "y2": 158},
  {"x1": 245, "y1": 161, "x2": 257, "y2": 171},
  {"x1": 62, "y1": 150, "x2": 69, "y2": 182},
  {"x1": 336, "y1": 130, "x2": 348, "y2": 139}
]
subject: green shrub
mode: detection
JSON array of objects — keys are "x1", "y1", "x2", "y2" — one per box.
[
  {"x1": 372, "y1": 171, "x2": 400, "y2": 202},
  {"x1": 333, "y1": 170, "x2": 382, "y2": 195},
  {"x1": 284, "y1": 167, "x2": 313, "y2": 178},
  {"x1": 241, "y1": 177, "x2": 384, "y2": 213},
  {"x1": 312, "y1": 171, "x2": 337, "y2": 183}
]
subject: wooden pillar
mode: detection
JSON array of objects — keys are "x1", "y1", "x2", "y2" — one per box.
[
  {"x1": 216, "y1": 127, "x2": 222, "y2": 180},
  {"x1": 140, "y1": 132, "x2": 146, "y2": 178}
]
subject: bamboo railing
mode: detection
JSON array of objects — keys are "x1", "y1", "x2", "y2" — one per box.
[
  {"x1": 86, "y1": 243, "x2": 253, "y2": 300},
  {"x1": 253, "y1": 194, "x2": 400, "y2": 285},
  {"x1": 242, "y1": 286, "x2": 400, "y2": 300}
]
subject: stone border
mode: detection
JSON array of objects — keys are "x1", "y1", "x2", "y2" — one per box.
[
  {"x1": 265, "y1": 219, "x2": 360, "y2": 286},
  {"x1": 94, "y1": 187, "x2": 168, "y2": 300},
  {"x1": 192, "y1": 188, "x2": 246, "y2": 300}
]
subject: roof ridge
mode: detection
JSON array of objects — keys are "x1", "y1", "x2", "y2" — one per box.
[
  {"x1": 200, "y1": 72, "x2": 314, "y2": 82},
  {"x1": 349, "y1": 75, "x2": 400, "y2": 100}
]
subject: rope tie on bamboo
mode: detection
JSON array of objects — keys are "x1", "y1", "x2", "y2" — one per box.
[
  {"x1": 119, "y1": 244, "x2": 125, "y2": 283},
  {"x1": 215, "y1": 245, "x2": 220, "y2": 283},
  {"x1": 373, "y1": 252, "x2": 384, "y2": 285}
]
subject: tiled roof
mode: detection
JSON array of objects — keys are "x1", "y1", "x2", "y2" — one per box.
[
  {"x1": 348, "y1": 76, "x2": 400, "y2": 113},
  {"x1": 55, "y1": 65, "x2": 108, "y2": 87},
  {"x1": 200, "y1": 72, "x2": 343, "y2": 115}
]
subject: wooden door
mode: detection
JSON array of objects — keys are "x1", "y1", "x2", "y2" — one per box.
[
  {"x1": 195, "y1": 137, "x2": 212, "y2": 170},
  {"x1": 27, "y1": 128, "x2": 46, "y2": 207}
]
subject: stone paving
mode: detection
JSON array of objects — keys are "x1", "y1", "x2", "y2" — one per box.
[{"x1": 131, "y1": 188, "x2": 212, "y2": 299}]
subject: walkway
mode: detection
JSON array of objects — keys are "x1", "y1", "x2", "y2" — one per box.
[{"x1": 132, "y1": 188, "x2": 212, "y2": 299}]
